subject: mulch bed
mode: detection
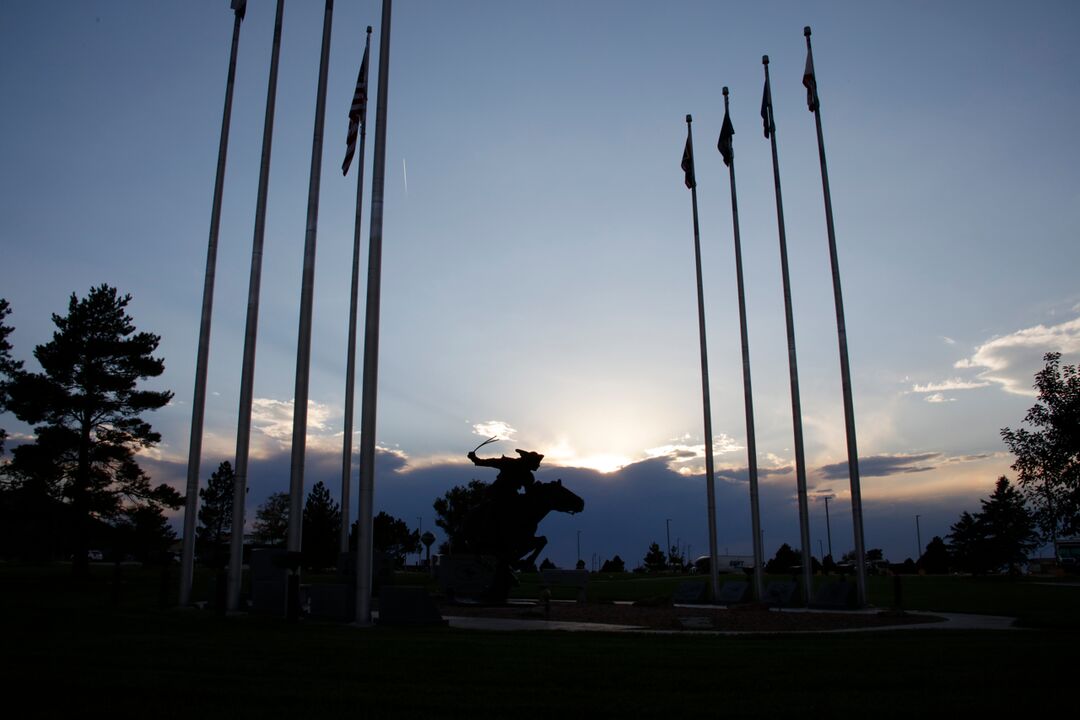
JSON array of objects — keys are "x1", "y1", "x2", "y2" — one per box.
[{"x1": 440, "y1": 601, "x2": 945, "y2": 632}]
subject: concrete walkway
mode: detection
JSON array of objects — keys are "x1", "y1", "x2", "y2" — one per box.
[{"x1": 438, "y1": 607, "x2": 1019, "y2": 635}]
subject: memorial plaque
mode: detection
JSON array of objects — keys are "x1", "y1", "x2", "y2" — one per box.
[
  {"x1": 671, "y1": 580, "x2": 708, "y2": 604},
  {"x1": 811, "y1": 580, "x2": 854, "y2": 609},
  {"x1": 377, "y1": 586, "x2": 447, "y2": 627},
  {"x1": 307, "y1": 583, "x2": 354, "y2": 621},
  {"x1": 249, "y1": 548, "x2": 287, "y2": 615},
  {"x1": 764, "y1": 580, "x2": 797, "y2": 607},
  {"x1": 437, "y1": 554, "x2": 496, "y2": 601},
  {"x1": 717, "y1": 580, "x2": 749, "y2": 604}
]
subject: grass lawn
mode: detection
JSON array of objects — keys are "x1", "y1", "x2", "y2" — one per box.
[{"x1": 2, "y1": 564, "x2": 1076, "y2": 717}]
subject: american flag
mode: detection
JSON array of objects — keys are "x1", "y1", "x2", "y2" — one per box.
[{"x1": 341, "y1": 41, "x2": 370, "y2": 176}]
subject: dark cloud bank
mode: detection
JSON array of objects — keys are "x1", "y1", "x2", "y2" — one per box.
[{"x1": 143, "y1": 445, "x2": 1001, "y2": 566}]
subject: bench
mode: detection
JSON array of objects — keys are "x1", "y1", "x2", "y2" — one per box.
[{"x1": 539, "y1": 569, "x2": 589, "y2": 603}]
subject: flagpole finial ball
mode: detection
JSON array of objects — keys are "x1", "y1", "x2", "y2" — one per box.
[
  {"x1": 722, "y1": 86, "x2": 729, "y2": 96},
  {"x1": 804, "y1": 26, "x2": 812, "y2": 37},
  {"x1": 367, "y1": 25, "x2": 373, "y2": 33},
  {"x1": 686, "y1": 114, "x2": 693, "y2": 123},
  {"x1": 762, "y1": 54, "x2": 770, "y2": 65}
]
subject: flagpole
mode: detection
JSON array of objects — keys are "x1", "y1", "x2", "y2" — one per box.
[
  {"x1": 355, "y1": 0, "x2": 393, "y2": 626},
  {"x1": 288, "y1": 0, "x2": 335, "y2": 558},
  {"x1": 805, "y1": 26, "x2": 867, "y2": 605},
  {"x1": 720, "y1": 87, "x2": 765, "y2": 602},
  {"x1": 179, "y1": 4, "x2": 244, "y2": 608},
  {"x1": 685, "y1": 115, "x2": 722, "y2": 602},
  {"x1": 227, "y1": 0, "x2": 285, "y2": 612},
  {"x1": 340, "y1": 26, "x2": 373, "y2": 556},
  {"x1": 763, "y1": 55, "x2": 813, "y2": 605}
]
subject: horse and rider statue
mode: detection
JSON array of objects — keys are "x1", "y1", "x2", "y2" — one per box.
[{"x1": 459, "y1": 440, "x2": 585, "y2": 602}]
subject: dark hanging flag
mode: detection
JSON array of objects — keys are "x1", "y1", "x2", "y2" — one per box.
[
  {"x1": 231, "y1": 0, "x2": 247, "y2": 21},
  {"x1": 342, "y1": 42, "x2": 371, "y2": 176},
  {"x1": 681, "y1": 135, "x2": 696, "y2": 189},
  {"x1": 761, "y1": 76, "x2": 775, "y2": 138},
  {"x1": 803, "y1": 48, "x2": 819, "y2": 112},
  {"x1": 718, "y1": 108, "x2": 734, "y2": 167}
]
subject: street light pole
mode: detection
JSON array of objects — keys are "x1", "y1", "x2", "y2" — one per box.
[
  {"x1": 824, "y1": 496, "x2": 833, "y2": 559},
  {"x1": 915, "y1": 514, "x2": 922, "y2": 560},
  {"x1": 665, "y1": 518, "x2": 672, "y2": 560},
  {"x1": 576, "y1": 530, "x2": 581, "y2": 564}
]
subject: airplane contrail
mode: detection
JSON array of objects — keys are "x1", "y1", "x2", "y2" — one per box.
[{"x1": 402, "y1": 157, "x2": 408, "y2": 195}]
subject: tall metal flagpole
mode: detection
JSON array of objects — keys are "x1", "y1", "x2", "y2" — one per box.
[
  {"x1": 227, "y1": 0, "x2": 285, "y2": 612},
  {"x1": 762, "y1": 55, "x2": 813, "y2": 605},
  {"x1": 179, "y1": 1, "x2": 245, "y2": 608},
  {"x1": 804, "y1": 27, "x2": 867, "y2": 605},
  {"x1": 683, "y1": 115, "x2": 721, "y2": 601},
  {"x1": 355, "y1": 0, "x2": 393, "y2": 626},
  {"x1": 719, "y1": 87, "x2": 765, "y2": 601},
  {"x1": 288, "y1": 0, "x2": 335, "y2": 554},
  {"x1": 340, "y1": 27, "x2": 373, "y2": 555}
]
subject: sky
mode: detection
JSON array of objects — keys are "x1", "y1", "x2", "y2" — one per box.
[{"x1": 2, "y1": 1, "x2": 1079, "y2": 567}]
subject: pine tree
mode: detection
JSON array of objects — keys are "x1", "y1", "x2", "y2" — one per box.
[
  {"x1": 197, "y1": 461, "x2": 236, "y2": 564},
  {"x1": 643, "y1": 541, "x2": 667, "y2": 572},
  {"x1": 4, "y1": 286, "x2": 178, "y2": 576},
  {"x1": 948, "y1": 477, "x2": 1038, "y2": 574},
  {"x1": 301, "y1": 481, "x2": 340, "y2": 569}
]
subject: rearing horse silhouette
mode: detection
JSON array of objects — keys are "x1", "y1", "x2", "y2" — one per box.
[{"x1": 461, "y1": 479, "x2": 585, "y2": 601}]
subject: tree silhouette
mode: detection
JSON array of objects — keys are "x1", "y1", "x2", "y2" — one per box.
[
  {"x1": 765, "y1": 543, "x2": 801, "y2": 574},
  {"x1": 600, "y1": 555, "x2": 625, "y2": 573},
  {"x1": 115, "y1": 504, "x2": 176, "y2": 563},
  {"x1": 948, "y1": 477, "x2": 1038, "y2": 574},
  {"x1": 301, "y1": 481, "x2": 340, "y2": 569},
  {"x1": 197, "y1": 461, "x2": 235, "y2": 564},
  {"x1": 433, "y1": 479, "x2": 486, "y2": 552},
  {"x1": 643, "y1": 542, "x2": 667, "y2": 572},
  {"x1": 918, "y1": 536, "x2": 950, "y2": 574},
  {"x1": 252, "y1": 492, "x2": 289, "y2": 546},
  {"x1": 0, "y1": 298, "x2": 22, "y2": 455},
  {"x1": 1001, "y1": 352, "x2": 1080, "y2": 542},
  {"x1": 3, "y1": 286, "x2": 177, "y2": 576},
  {"x1": 370, "y1": 511, "x2": 419, "y2": 568}
]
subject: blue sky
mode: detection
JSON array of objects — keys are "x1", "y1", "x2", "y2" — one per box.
[{"x1": 2, "y1": 1, "x2": 1079, "y2": 566}]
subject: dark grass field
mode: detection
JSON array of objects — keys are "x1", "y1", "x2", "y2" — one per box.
[{"x1": 2, "y1": 564, "x2": 1076, "y2": 718}]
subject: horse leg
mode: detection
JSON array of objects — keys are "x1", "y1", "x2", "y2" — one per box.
[{"x1": 521, "y1": 535, "x2": 547, "y2": 569}]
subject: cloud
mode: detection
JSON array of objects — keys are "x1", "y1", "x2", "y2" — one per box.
[
  {"x1": 941, "y1": 336, "x2": 957, "y2": 345},
  {"x1": 911, "y1": 378, "x2": 989, "y2": 393},
  {"x1": 954, "y1": 316, "x2": 1080, "y2": 395},
  {"x1": 924, "y1": 393, "x2": 955, "y2": 403},
  {"x1": 817, "y1": 453, "x2": 942, "y2": 480},
  {"x1": 472, "y1": 420, "x2": 517, "y2": 441}
]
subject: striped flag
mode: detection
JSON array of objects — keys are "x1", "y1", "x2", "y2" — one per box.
[
  {"x1": 231, "y1": 0, "x2": 247, "y2": 21},
  {"x1": 761, "y1": 75, "x2": 775, "y2": 138},
  {"x1": 717, "y1": 107, "x2": 734, "y2": 167},
  {"x1": 803, "y1": 47, "x2": 819, "y2": 112},
  {"x1": 681, "y1": 135, "x2": 696, "y2": 189},
  {"x1": 341, "y1": 42, "x2": 371, "y2": 176}
]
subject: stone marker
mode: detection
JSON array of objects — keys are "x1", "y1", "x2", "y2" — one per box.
[
  {"x1": 717, "y1": 580, "x2": 749, "y2": 604},
  {"x1": 671, "y1": 580, "x2": 708, "y2": 604},
  {"x1": 438, "y1": 554, "x2": 497, "y2": 601},
  {"x1": 764, "y1": 580, "x2": 797, "y2": 607},
  {"x1": 677, "y1": 616, "x2": 714, "y2": 630},
  {"x1": 249, "y1": 548, "x2": 287, "y2": 615},
  {"x1": 306, "y1": 583, "x2": 354, "y2": 621},
  {"x1": 811, "y1": 579, "x2": 854, "y2": 609},
  {"x1": 377, "y1": 586, "x2": 447, "y2": 627}
]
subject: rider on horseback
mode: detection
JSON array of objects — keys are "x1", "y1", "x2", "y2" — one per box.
[{"x1": 466, "y1": 448, "x2": 544, "y2": 502}]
